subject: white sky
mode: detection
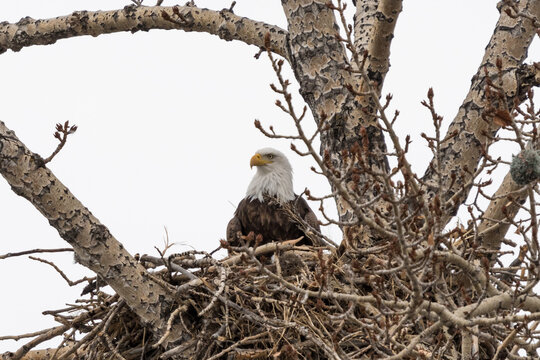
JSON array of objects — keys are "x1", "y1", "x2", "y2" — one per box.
[{"x1": 0, "y1": 0, "x2": 537, "y2": 353}]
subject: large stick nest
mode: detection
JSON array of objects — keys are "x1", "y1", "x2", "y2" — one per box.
[
  {"x1": 4, "y1": 238, "x2": 512, "y2": 360},
  {"x1": 4, "y1": 242, "x2": 391, "y2": 359}
]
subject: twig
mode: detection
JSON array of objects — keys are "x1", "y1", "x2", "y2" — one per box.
[
  {"x1": 29, "y1": 256, "x2": 93, "y2": 286},
  {"x1": 0, "y1": 248, "x2": 73, "y2": 260},
  {"x1": 43, "y1": 121, "x2": 77, "y2": 164}
]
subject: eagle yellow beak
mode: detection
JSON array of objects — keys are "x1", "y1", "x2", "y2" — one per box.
[{"x1": 250, "y1": 153, "x2": 271, "y2": 168}]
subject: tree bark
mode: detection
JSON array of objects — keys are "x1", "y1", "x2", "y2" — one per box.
[
  {"x1": 422, "y1": 0, "x2": 540, "y2": 224},
  {"x1": 0, "y1": 121, "x2": 178, "y2": 337},
  {"x1": 354, "y1": 0, "x2": 402, "y2": 93},
  {"x1": 0, "y1": 5, "x2": 288, "y2": 58},
  {"x1": 281, "y1": 0, "x2": 395, "y2": 248},
  {"x1": 478, "y1": 139, "x2": 540, "y2": 254}
]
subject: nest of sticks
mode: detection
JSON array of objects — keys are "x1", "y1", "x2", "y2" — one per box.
[{"x1": 9, "y1": 238, "x2": 454, "y2": 360}]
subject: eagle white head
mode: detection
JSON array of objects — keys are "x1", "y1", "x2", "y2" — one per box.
[{"x1": 246, "y1": 147, "x2": 295, "y2": 203}]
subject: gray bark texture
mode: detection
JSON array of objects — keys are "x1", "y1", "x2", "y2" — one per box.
[{"x1": 0, "y1": 122, "x2": 178, "y2": 337}]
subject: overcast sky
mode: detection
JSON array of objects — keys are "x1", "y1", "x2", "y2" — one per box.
[{"x1": 0, "y1": 0, "x2": 537, "y2": 353}]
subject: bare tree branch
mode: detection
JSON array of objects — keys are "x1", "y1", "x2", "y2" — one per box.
[
  {"x1": 8, "y1": 325, "x2": 70, "y2": 360},
  {"x1": 422, "y1": 0, "x2": 540, "y2": 224},
  {"x1": 478, "y1": 167, "x2": 529, "y2": 254},
  {"x1": 0, "y1": 247, "x2": 72, "y2": 260},
  {"x1": 280, "y1": 0, "x2": 391, "y2": 247},
  {"x1": 4, "y1": 348, "x2": 72, "y2": 360},
  {"x1": 517, "y1": 62, "x2": 540, "y2": 95},
  {"x1": 353, "y1": 0, "x2": 403, "y2": 94},
  {"x1": 0, "y1": 5, "x2": 288, "y2": 58},
  {"x1": 0, "y1": 121, "x2": 179, "y2": 338},
  {"x1": 29, "y1": 256, "x2": 93, "y2": 287}
]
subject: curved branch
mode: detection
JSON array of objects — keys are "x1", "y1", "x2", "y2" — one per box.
[
  {"x1": 421, "y1": 0, "x2": 540, "y2": 223},
  {"x1": 0, "y1": 121, "x2": 178, "y2": 337},
  {"x1": 0, "y1": 5, "x2": 288, "y2": 58}
]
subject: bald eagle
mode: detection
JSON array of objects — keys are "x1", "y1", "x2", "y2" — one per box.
[{"x1": 226, "y1": 148, "x2": 320, "y2": 248}]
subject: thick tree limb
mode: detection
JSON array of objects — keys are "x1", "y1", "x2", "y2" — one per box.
[
  {"x1": 0, "y1": 247, "x2": 72, "y2": 260},
  {"x1": 478, "y1": 138, "x2": 539, "y2": 253},
  {"x1": 422, "y1": 0, "x2": 540, "y2": 224},
  {"x1": 281, "y1": 0, "x2": 351, "y2": 122},
  {"x1": 0, "y1": 5, "x2": 287, "y2": 58},
  {"x1": 0, "y1": 121, "x2": 178, "y2": 337},
  {"x1": 479, "y1": 173, "x2": 526, "y2": 251},
  {"x1": 353, "y1": 0, "x2": 403, "y2": 93},
  {"x1": 281, "y1": 1, "x2": 390, "y2": 248}
]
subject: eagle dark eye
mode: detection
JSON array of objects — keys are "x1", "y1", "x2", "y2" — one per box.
[{"x1": 267, "y1": 154, "x2": 274, "y2": 159}]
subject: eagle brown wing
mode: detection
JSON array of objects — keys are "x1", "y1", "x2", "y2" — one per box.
[
  {"x1": 226, "y1": 196, "x2": 320, "y2": 247},
  {"x1": 226, "y1": 215, "x2": 243, "y2": 248},
  {"x1": 293, "y1": 196, "x2": 321, "y2": 241}
]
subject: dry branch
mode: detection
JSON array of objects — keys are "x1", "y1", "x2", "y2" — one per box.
[
  {"x1": 0, "y1": 248, "x2": 72, "y2": 260},
  {"x1": 0, "y1": 121, "x2": 178, "y2": 337},
  {"x1": 422, "y1": 0, "x2": 540, "y2": 223},
  {"x1": 28, "y1": 256, "x2": 93, "y2": 287},
  {"x1": 5, "y1": 239, "x2": 540, "y2": 359},
  {"x1": 0, "y1": 5, "x2": 287, "y2": 58},
  {"x1": 478, "y1": 166, "x2": 529, "y2": 254}
]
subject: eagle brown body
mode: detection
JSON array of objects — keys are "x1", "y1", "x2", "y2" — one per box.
[
  {"x1": 226, "y1": 148, "x2": 320, "y2": 248},
  {"x1": 227, "y1": 195, "x2": 319, "y2": 246}
]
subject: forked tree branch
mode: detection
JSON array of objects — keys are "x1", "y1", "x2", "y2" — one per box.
[
  {"x1": 0, "y1": 5, "x2": 288, "y2": 58},
  {"x1": 449, "y1": 62, "x2": 540, "y2": 255},
  {"x1": 422, "y1": 0, "x2": 540, "y2": 224},
  {"x1": 0, "y1": 121, "x2": 179, "y2": 338},
  {"x1": 281, "y1": 0, "x2": 391, "y2": 237}
]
